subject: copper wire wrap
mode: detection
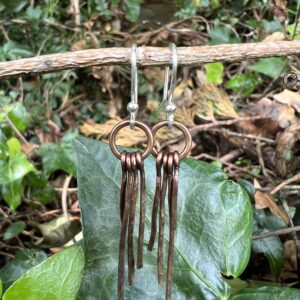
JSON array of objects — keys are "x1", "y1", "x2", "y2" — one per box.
[
  {"x1": 109, "y1": 121, "x2": 153, "y2": 300},
  {"x1": 148, "y1": 121, "x2": 192, "y2": 300}
]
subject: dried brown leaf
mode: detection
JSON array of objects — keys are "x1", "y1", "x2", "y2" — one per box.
[
  {"x1": 193, "y1": 84, "x2": 239, "y2": 121},
  {"x1": 254, "y1": 190, "x2": 289, "y2": 223},
  {"x1": 273, "y1": 89, "x2": 300, "y2": 113},
  {"x1": 263, "y1": 31, "x2": 285, "y2": 42}
]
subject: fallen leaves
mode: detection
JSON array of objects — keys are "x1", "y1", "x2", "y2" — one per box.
[
  {"x1": 194, "y1": 83, "x2": 239, "y2": 121},
  {"x1": 273, "y1": 89, "x2": 300, "y2": 113},
  {"x1": 254, "y1": 179, "x2": 289, "y2": 224}
]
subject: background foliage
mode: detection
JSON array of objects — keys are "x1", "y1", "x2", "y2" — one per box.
[{"x1": 1, "y1": 0, "x2": 300, "y2": 299}]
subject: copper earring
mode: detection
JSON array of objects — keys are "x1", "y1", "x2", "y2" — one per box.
[
  {"x1": 147, "y1": 44, "x2": 192, "y2": 300},
  {"x1": 148, "y1": 122, "x2": 191, "y2": 299},
  {"x1": 109, "y1": 44, "x2": 154, "y2": 300}
]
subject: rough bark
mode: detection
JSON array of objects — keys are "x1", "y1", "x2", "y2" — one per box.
[{"x1": 0, "y1": 41, "x2": 299, "y2": 79}]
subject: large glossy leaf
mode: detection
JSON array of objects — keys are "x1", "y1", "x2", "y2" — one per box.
[
  {"x1": 0, "y1": 249, "x2": 47, "y2": 293},
  {"x1": 2, "y1": 245, "x2": 84, "y2": 300},
  {"x1": 73, "y1": 137, "x2": 252, "y2": 299},
  {"x1": 230, "y1": 286, "x2": 300, "y2": 299}
]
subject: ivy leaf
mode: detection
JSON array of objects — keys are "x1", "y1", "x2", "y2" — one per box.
[
  {"x1": 209, "y1": 26, "x2": 240, "y2": 45},
  {"x1": 0, "y1": 155, "x2": 35, "y2": 185},
  {"x1": 205, "y1": 62, "x2": 224, "y2": 85},
  {"x1": 2, "y1": 245, "x2": 83, "y2": 300},
  {"x1": 73, "y1": 137, "x2": 252, "y2": 299},
  {"x1": 0, "y1": 249, "x2": 47, "y2": 293},
  {"x1": 230, "y1": 286, "x2": 300, "y2": 299},
  {"x1": 226, "y1": 73, "x2": 262, "y2": 97},
  {"x1": 125, "y1": 0, "x2": 143, "y2": 22},
  {"x1": 37, "y1": 133, "x2": 77, "y2": 177},
  {"x1": 7, "y1": 103, "x2": 30, "y2": 133},
  {"x1": 252, "y1": 210, "x2": 286, "y2": 279},
  {"x1": 250, "y1": 58, "x2": 287, "y2": 78},
  {"x1": 3, "y1": 221, "x2": 26, "y2": 241},
  {"x1": 1, "y1": 179, "x2": 23, "y2": 211}
]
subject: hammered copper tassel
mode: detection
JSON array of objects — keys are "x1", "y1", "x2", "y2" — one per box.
[
  {"x1": 148, "y1": 121, "x2": 192, "y2": 300},
  {"x1": 109, "y1": 120, "x2": 153, "y2": 300}
]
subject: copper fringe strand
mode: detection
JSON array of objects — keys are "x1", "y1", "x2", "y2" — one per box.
[
  {"x1": 118, "y1": 150, "x2": 146, "y2": 300},
  {"x1": 148, "y1": 150, "x2": 180, "y2": 300}
]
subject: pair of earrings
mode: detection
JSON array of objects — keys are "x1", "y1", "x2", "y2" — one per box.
[{"x1": 109, "y1": 44, "x2": 192, "y2": 300}]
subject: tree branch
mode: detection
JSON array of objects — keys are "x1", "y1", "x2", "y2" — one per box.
[{"x1": 0, "y1": 41, "x2": 299, "y2": 79}]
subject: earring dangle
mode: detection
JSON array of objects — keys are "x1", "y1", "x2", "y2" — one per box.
[
  {"x1": 148, "y1": 43, "x2": 192, "y2": 300},
  {"x1": 109, "y1": 44, "x2": 154, "y2": 300}
]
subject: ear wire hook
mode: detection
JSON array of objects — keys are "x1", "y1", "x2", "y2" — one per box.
[
  {"x1": 161, "y1": 43, "x2": 178, "y2": 129},
  {"x1": 127, "y1": 44, "x2": 139, "y2": 129}
]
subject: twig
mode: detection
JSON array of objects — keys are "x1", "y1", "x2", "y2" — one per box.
[
  {"x1": 253, "y1": 225, "x2": 300, "y2": 240},
  {"x1": 218, "y1": 149, "x2": 244, "y2": 163},
  {"x1": 292, "y1": 2, "x2": 300, "y2": 40},
  {"x1": 3, "y1": 115, "x2": 29, "y2": 145},
  {"x1": 0, "y1": 251, "x2": 14, "y2": 258},
  {"x1": 210, "y1": 128, "x2": 276, "y2": 144},
  {"x1": 256, "y1": 139, "x2": 273, "y2": 181},
  {"x1": 190, "y1": 116, "x2": 269, "y2": 133},
  {"x1": 70, "y1": 0, "x2": 81, "y2": 26},
  {"x1": 62, "y1": 175, "x2": 72, "y2": 220},
  {"x1": 1, "y1": 41, "x2": 300, "y2": 79},
  {"x1": 55, "y1": 187, "x2": 78, "y2": 192},
  {"x1": 196, "y1": 153, "x2": 264, "y2": 179},
  {"x1": 270, "y1": 173, "x2": 300, "y2": 195}
]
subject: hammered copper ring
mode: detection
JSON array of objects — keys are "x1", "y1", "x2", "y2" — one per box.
[
  {"x1": 109, "y1": 120, "x2": 153, "y2": 160},
  {"x1": 151, "y1": 121, "x2": 192, "y2": 159}
]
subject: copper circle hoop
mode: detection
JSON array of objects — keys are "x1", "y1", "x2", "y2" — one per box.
[
  {"x1": 109, "y1": 120, "x2": 153, "y2": 160},
  {"x1": 151, "y1": 121, "x2": 192, "y2": 159}
]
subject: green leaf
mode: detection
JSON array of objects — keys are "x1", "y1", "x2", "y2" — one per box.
[
  {"x1": 37, "y1": 133, "x2": 77, "y2": 177},
  {"x1": 3, "y1": 221, "x2": 26, "y2": 240},
  {"x1": 1, "y1": 179, "x2": 23, "y2": 210},
  {"x1": 226, "y1": 73, "x2": 262, "y2": 96},
  {"x1": 0, "y1": 154, "x2": 35, "y2": 185},
  {"x1": 73, "y1": 137, "x2": 252, "y2": 299},
  {"x1": 33, "y1": 215, "x2": 82, "y2": 248},
  {"x1": 0, "y1": 249, "x2": 47, "y2": 293},
  {"x1": 230, "y1": 286, "x2": 300, "y2": 299},
  {"x1": 0, "y1": 142, "x2": 8, "y2": 159},
  {"x1": 2, "y1": 245, "x2": 83, "y2": 300},
  {"x1": 7, "y1": 103, "x2": 30, "y2": 132},
  {"x1": 209, "y1": 26, "x2": 240, "y2": 45},
  {"x1": 252, "y1": 210, "x2": 286, "y2": 279},
  {"x1": 205, "y1": 62, "x2": 224, "y2": 85},
  {"x1": 250, "y1": 58, "x2": 287, "y2": 78},
  {"x1": 7, "y1": 138, "x2": 21, "y2": 157},
  {"x1": 125, "y1": 0, "x2": 144, "y2": 22}
]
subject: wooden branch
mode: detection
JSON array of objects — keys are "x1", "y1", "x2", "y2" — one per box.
[
  {"x1": 0, "y1": 41, "x2": 299, "y2": 79},
  {"x1": 253, "y1": 225, "x2": 300, "y2": 240}
]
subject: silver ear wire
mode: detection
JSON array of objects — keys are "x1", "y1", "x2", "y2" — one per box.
[
  {"x1": 161, "y1": 43, "x2": 178, "y2": 129},
  {"x1": 127, "y1": 44, "x2": 139, "y2": 129}
]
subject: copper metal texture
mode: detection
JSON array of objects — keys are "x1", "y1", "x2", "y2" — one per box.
[
  {"x1": 136, "y1": 151, "x2": 146, "y2": 268},
  {"x1": 148, "y1": 151, "x2": 164, "y2": 251},
  {"x1": 151, "y1": 121, "x2": 192, "y2": 159},
  {"x1": 111, "y1": 121, "x2": 153, "y2": 300},
  {"x1": 148, "y1": 120, "x2": 192, "y2": 300},
  {"x1": 109, "y1": 120, "x2": 153, "y2": 160},
  {"x1": 166, "y1": 151, "x2": 179, "y2": 300},
  {"x1": 118, "y1": 151, "x2": 132, "y2": 300}
]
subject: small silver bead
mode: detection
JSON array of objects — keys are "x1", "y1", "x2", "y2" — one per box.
[
  {"x1": 165, "y1": 103, "x2": 176, "y2": 113},
  {"x1": 127, "y1": 102, "x2": 139, "y2": 113}
]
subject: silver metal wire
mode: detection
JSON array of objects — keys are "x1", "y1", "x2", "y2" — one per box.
[
  {"x1": 161, "y1": 43, "x2": 178, "y2": 128},
  {"x1": 128, "y1": 44, "x2": 139, "y2": 129}
]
